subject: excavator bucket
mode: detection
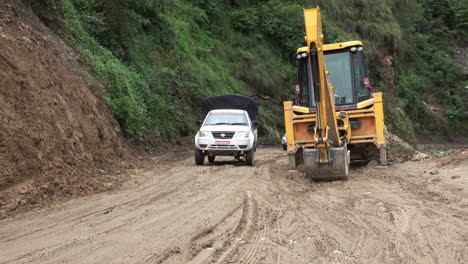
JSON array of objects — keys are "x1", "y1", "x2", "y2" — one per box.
[{"x1": 303, "y1": 145, "x2": 350, "y2": 180}]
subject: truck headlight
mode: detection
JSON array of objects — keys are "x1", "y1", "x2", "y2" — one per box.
[
  {"x1": 198, "y1": 131, "x2": 210, "y2": 137},
  {"x1": 236, "y1": 132, "x2": 250, "y2": 138}
]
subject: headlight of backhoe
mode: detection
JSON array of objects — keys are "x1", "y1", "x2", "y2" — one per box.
[
  {"x1": 236, "y1": 132, "x2": 250, "y2": 138},
  {"x1": 198, "y1": 131, "x2": 210, "y2": 137}
]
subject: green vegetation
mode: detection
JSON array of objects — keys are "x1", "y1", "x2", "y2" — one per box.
[
  {"x1": 29, "y1": 0, "x2": 467, "y2": 144},
  {"x1": 392, "y1": 0, "x2": 468, "y2": 139},
  {"x1": 316, "y1": 0, "x2": 468, "y2": 143},
  {"x1": 29, "y1": 0, "x2": 298, "y2": 142}
]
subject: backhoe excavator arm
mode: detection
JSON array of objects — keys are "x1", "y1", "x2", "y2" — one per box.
[
  {"x1": 303, "y1": 8, "x2": 342, "y2": 161},
  {"x1": 284, "y1": 7, "x2": 350, "y2": 179}
]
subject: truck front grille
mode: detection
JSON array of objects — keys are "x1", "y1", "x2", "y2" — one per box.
[
  {"x1": 209, "y1": 145, "x2": 237, "y2": 150},
  {"x1": 212, "y1": 131, "x2": 235, "y2": 139}
]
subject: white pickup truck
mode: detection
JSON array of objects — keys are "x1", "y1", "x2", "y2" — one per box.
[{"x1": 195, "y1": 95, "x2": 258, "y2": 166}]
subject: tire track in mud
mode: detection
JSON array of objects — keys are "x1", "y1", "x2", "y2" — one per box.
[
  {"x1": 0, "y1": 156, "x2": 199, "y2": 263},
  {"x1": 0, "y1": 164, "x2": 178, "y2": 243},
  {"x1": 96, "y1": 156, "x2": 265, "y2": 264},
  {"x1": 213, "y1": 192, "x2": 258, "y2": 264},
  {"x1": 146, "y1": 191, "x2": 259, "y2": 264},
  {"x1": 145, "y1": 198, "x2": 245, "y2": 264},
  {"x1": 1, "y1": 183, "x2": 195, "y2": 264},
  {"x1": 250, "y1": 151, "x2": 467, "y2": 264},
  {"x1": 83, "y1": 168, "x2": 256, "y2": 263}
]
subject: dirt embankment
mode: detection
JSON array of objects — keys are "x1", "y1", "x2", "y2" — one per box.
[{"x1": 0, "y1": 0, "x2": 134, "y2": 216}]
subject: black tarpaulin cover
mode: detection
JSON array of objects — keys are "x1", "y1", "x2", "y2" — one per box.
[{"x1": 201, "y1": 94, "x2": 258, "y2": 121}]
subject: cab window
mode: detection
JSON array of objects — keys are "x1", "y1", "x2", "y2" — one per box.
[
  {"x1": 324, "y1": 52, "x2": 353, "y2": 105},
  {"x1": 353, "y1": 52, "x2": 371, "y2": 99}
]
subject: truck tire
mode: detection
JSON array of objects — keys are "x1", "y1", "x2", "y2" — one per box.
[
  {"x1": 195, "y1": 149, "x2": 204, "y2": 165},
  {"x1": 246, "y1": 150, "x2": 254, "y2": 166},
  {"x1": 208, "y1": 155, "x2": 215, "y2": 163}
]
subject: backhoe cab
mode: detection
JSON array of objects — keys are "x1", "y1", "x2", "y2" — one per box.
[{"x1": 284, "y1": 7, "x2": 387, "y2": 180}]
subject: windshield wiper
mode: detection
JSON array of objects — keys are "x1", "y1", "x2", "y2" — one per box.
[
  {"x1": 230, "y1": 123, "x2": 247, "y2": 125},
  {"x1": 211, "y1": 122, "x2": 230, "y2": 125}
]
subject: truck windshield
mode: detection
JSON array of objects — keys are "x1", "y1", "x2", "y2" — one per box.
[
  {"x1": 204, "y1": 113, "x2": 248, "y2": 126},
  {"x1": 325, "y1": 52, "x2": 354, "y2": 105}
]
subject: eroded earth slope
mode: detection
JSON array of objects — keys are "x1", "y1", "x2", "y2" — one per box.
[{"x1": 0, "y1": 0, "x2": 131, "y2": 215}]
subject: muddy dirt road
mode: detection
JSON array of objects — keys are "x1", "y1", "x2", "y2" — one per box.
[{"x1": 1, "y1": 148, "x2": 467, "y2": 264}]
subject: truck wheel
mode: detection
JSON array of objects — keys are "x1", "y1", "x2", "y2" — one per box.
[
  {"x1": 195, "y1": 149, "x2": 205, "y2": 165},
  {"x1": 208, "y1": 155, "x2": 215, "y2": 163},
  {"x1": 246, "y1": 150, "x2": 254, "y2": 166}
]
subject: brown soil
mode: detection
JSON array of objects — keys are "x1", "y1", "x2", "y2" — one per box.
[
  {"x1": 0, "y1": 0, "x2": 135, "y2": 216},
  {"x1": 0, "y1": 147, "x2": 466, "y2": 264}
]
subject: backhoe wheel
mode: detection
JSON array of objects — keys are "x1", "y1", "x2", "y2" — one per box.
[
  {"x1": 195, "y1": 149, "x2": 205, "y2": 165},
  {"x1": 208, "y1": 155, "x2": 215, "y2": 163},
  {"x1": 246, "y1": 150, "x2": 255, "y2": 166}
]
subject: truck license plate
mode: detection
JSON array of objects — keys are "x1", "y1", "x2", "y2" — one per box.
[{"x1": 215, "y1": 141, "x2": 230, "y2": 145}]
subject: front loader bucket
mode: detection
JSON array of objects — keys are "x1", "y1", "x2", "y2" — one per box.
[{"x1": 303, "y1": 146, "x2": 350, "y2": 180}]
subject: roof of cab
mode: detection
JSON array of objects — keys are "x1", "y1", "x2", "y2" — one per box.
[{"x1": 296, "y1": 41, "x2": 363, "y2": 53}]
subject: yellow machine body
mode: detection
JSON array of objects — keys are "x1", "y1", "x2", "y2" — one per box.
[
  {"x1": 283, "y1": 7, "x2": 387, "y2": 180},
  {"x1": 284, "y1": 92, "x2": 386, "y2": 155}
]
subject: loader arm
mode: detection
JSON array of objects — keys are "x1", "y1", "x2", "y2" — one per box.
[
  {"x1": 303, "y1": 8, "x2": 342, "y2": 162},
  {"x1": 284, "y1": 7, "x2": 350, "y2": 179}
]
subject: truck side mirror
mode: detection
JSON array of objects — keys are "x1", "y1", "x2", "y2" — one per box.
[
  {"x1": 196, "y1": 120, "x2": 202, "y2": 126},
  {"x1": 252, "y1": 121, "x2": 258, "y2": 127}
]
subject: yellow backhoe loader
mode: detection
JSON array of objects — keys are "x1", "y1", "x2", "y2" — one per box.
[{"x1": 283, "y1": 7, "x2": 387, "y2": 180}]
